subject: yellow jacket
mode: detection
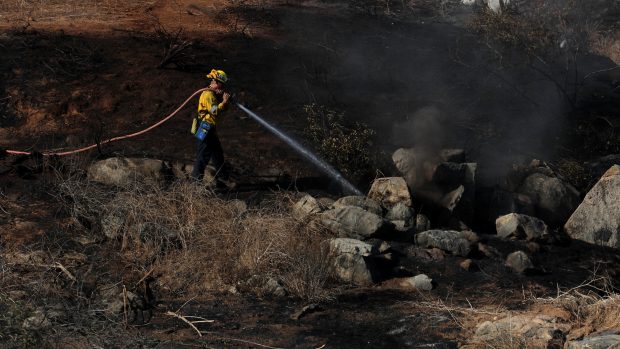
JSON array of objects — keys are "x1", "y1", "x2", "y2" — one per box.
[
  {"x1": 197, "y1": 89, "x2": 226, "y2": 125},
  {"x1": 191, "y1": 89, "x2": 226, "y2": 135}
]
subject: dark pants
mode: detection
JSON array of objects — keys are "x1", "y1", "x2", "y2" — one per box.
[{"x1": 191, "y1": 127, "x2": 228, "y2": 181}]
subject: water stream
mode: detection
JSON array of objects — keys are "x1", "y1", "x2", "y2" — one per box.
[{"x1": 236, "y1": 103, "x2": 363, "y2": 196}]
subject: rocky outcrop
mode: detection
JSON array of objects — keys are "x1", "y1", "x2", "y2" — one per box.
[
  {"x1": 496, "y1": 213, "x2": 549, "y2": 241},
  {"x1": 565, "y1": 165, "x2": 620, "y2": 248},
  {"x1": 414, "y1": 230, "x2": 476, "y2": 256},
  {"x1": 320, "y1": 206, "x2": 385, "y2": 239}
]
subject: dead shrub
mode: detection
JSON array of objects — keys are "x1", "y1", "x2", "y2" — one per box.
[
  {"x1": 55, "y1": 176, "x2": 337, "y2": 301},
  {"x1": 303, "y1": 103, "x2": 380, "y2": 184},
  {"x1": 150, "y1": 18, "x2": 194, "y2": 69}
]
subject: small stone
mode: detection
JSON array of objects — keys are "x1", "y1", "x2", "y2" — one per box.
[
  {"x1": 505, "y1": 251, "x2": 534, "y2": 274},
  {"x1": 406, "y1": 274, "x2": 434, "y2": 290},
  {"x1": 459, "y1": 259, "x2": 477, "y2": 271}
]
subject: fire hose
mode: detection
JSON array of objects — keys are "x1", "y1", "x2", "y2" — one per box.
[
  {"x1": 4, "y1": 87, "x2": 211, "y2": 157},
  {"x1": 2, "y1": 87, "x2": 362, "y2": 194}
]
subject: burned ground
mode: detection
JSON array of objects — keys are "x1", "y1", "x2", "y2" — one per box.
[{"x1": 1, "y1": 0, "x2": 620, "y2": 348}]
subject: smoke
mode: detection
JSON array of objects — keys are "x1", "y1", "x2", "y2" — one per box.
[{"x1": 266, "y1": 2, "x2": 616, "y2": 185}]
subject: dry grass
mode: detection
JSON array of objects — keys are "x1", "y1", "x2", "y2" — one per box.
[{"x1": 55, "y1": 176, "x2": 337, "y2": 302}]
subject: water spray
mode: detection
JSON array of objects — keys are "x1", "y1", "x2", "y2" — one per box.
[{"x1": 236, "y1": 103, "x2": 363, "y2": 196}]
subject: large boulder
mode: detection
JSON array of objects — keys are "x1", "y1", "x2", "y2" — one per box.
[
  {"x1": 496, "y1": 213, "x2": 549, "y2": 241},
  {"x1": 333, "y1": 196, "x2": 383, "y2": 216},
  {"x1": 467, "y1": 314, "x2": 568, "y2": 349},
  {"x1": 329, "y1": 238, "x2": 379, "y2": 285},
  {"x1": 518, "y1": 172, "x2": 580, "y2": 226},
  {"x1": 368, "y1": 177, "x2": 412, "y2": 208},
  {"x1": 320, "y1": 206, "x2": 385, "y2": 239},
  {"x1": 414, "y1": 230, "x2": 476, "y2": 256},
  {"x1": 87, "y1": 157, "x2": 170, "y2": 186},
  {"x1": 566, "y1": 333, "x2": 620, "y2": 349},
  {"x1": 565, "y1": 165, "x2": 620, "y2": 248}
]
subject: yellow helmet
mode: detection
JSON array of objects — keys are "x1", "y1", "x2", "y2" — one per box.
[{"x1": 206, "y1": 69, "x2": 228, "y2": 84}]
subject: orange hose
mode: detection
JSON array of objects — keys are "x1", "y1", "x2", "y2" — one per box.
[{"x1": 5, "y1": 88, "x2": 210, "y2": 157}]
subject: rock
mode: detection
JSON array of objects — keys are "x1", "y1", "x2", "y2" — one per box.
[
  {"x1": 293, "y1": 194, "x2": 322, "y2": 219},
  {"x1": 329, "y1": 238, "x2": 378, "y2": 256},
  {"x1": 170, "y1": 162, "x2": 193, "y2": 180},
  {"x1": 459, "y1": 259, "x2": 477, "y2": 271},
  {"x1": 495, "y1": 213, "x2": 549, "y2": 241},
  {"x1": 366, "y1": 239, "x2": 391, "y2": 253},
  {"x1": 565, "y1": 165, "x2": 620, "y2": 248},
  {"x1": 241, "y1": 275, "x2": 287, "y2": 297},
  {"x1": 415, "y1": 214, "x2": 431, "y2": 232},
  {"x1": 505, "y1": 250, "x2": 534, "y2": 274},
  {"x1": 403, "y1": 274, "x2": 434, "y2": 290},
  {"x1": 518, "y1": 172, "x2": 580, "y2": 226},
  {"x1": 320, "y1": 206, "x2": 385, "y2": 239},
  {"x1": 434, "y1": 162, "x2": 477, "y2": 221},
  {"x1": 333, "y1": 196, "x2": 383, "y2": 216},
  {"x1": 403, "y1": 246, "x2": 446, "y2": 261},
  {"x1": 290, "y1": 304, "x2": 321, "y2": 320},
  {"x1": 415, "y1": 230, "x2": 476, "y2": 256},
  {"x1": 470, "y1": 315, "x2": 568, "y2": 348},
  {"x1": 385, "y1": 202, "x2": 415, "y2": 222},
  {"x1": 368, "y1": 177, "x2": 412, "y2": 208},
  {"x1": 87, "y1": 157, "x2": 171, "y2": 186},
  {"x1": 22, "y1": 308, "x2": 63, "y2": 330},
  {"x1": 101, "y1": 213, "x2": 124, "y2": 240},
  {"x1": 329, "y1": 238, "x2": 378, "y2": 285},
  {"x1": 392, "y1": 148, "x2": 465, "y2": 174},
  {"x1": 566, "y1": 333, "x2": 620, "y2": 349},
  {"x1": 263, "y1": 277, "x2": 287, "y2": 298},
  {"x1": 317, "y1": 197, "x2": 335, "y2": 209},
  {"x1": 478, "y1": 243, "x2": 503, "y2": 260}
]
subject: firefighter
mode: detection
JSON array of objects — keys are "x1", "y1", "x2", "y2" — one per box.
[{"x1": 190, "y1": 69, "x2": 234, "y2": 188}]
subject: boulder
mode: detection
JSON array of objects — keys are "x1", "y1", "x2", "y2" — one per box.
[
  {"x1": 414, "y1": 230, "x2": 476, "y2": 256},
  {"x1": 329, "y1": 238, "x2": 378, "y2": 285},
  {"x1": 320, "y1": 206, "x2": 384, "y2": 239},
  {"x1": 495, "y1": 213, "x2": 549, "y2": 241},
  {"x1": 518, "y1": 172, "x2": 580, "y2": 226},
  {"x1": 402, "y1": 274, "x2": 434, "y2": 290},
  {"x1": 386, "y1": 202, "x2": 415, "y2": 222},
  {"x1": 368, "y1": 177, "x2": 412, "y2": 208},
  {"x1": 330, "y1": 237, "x2": 378, "y2": 256},
  {"x1": 505, "y1": 250, "x2": 534, "y2": 274},
  {"x1": 333, "y1": 196, "x2": 383, "y2": 216},
  {"x1": 293, "y1": 195, "x2": 322, "y2": 219},
  {"x1": 87, "y1": 157, "x2": 169, "y2": 186},
  {"x1": 565, "y1": 165, "x2": 620, "y2": 248},
  {"x1": 469, "y1": 315, "x2": 568, "y2": 348},
  {"x1": 566, "y1": 333, "x2": 620, "y2": 349}
]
